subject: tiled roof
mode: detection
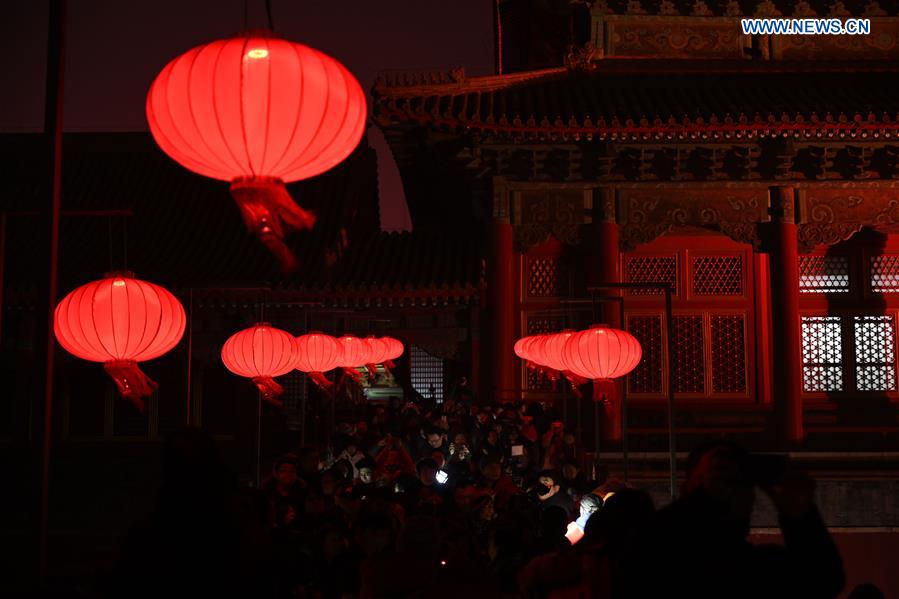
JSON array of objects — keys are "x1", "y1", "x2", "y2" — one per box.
[
  {"x1": 0, "y1": 133, "x2": 480, "y2": 305},
  {"x1": 374, "y1": 62, "x2": 899, "y2": 141}
]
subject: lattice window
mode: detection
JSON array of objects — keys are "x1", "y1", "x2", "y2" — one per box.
[
  {"x1": 870, "y1": 255, "x2": 899, "y2": 293},
  {"x1": 673, "y1": 316, "x2": 705, "y2": 394},
  {"x1": 411, "y1": 345, "x2": 445, "y2": 403},
  {"x1": 799, "y1": 255, "x2": 850, "y2": 294},
  {"x1": 528, "y1": 257, "x2": 562, "y2": 297},
  {"x1": 710, "y1": 315, "x2": 747, "y2": 393},
  {"x1": 692, "y1": 256, "x2": 743, "y2": 296},
  {"x1": 801, "y1": 316, "x2": 843, "y2": 392},
  {"x1": 526, "y1": 316, "x2": 563, "y2": 390},
  {"x1": 627, "y1": 315, "x2": 663, "y2": 394},
  {"x1": 282, "y1": 371, "x2": 307, "y2": 430},
  {"x1": 854, "y1": 315, "x2": 897, "y2": 391},
  {"x1": 625, "y1": 255, "x2": 677, "y2": 295}
]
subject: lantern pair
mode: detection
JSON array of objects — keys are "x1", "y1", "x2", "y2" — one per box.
[{"x1": 515, "y1": 325, "x2": 642, "y2": 385}]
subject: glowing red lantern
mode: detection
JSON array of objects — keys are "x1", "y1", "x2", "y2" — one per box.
[
  {"x1": 562, "y1": 325, "x2": 642, "y2": 382},
  {"x1": 363, "y1": 336, "x2": 390, "y2": 377},
  {"x1": 221, "y1": 324, "x2": 297, "y2": 405},
  {"x1": 54, "y1": 274, "x2": 186, "y2": 410},
  {"x1": 146, "y1": 30, "x2": 367, "y2": 271},
  {"x1": 335, "y1": 334, "x2": 372, "y2": 381},
  {"x1": 294, "y1": 331, "x2": 341, "y2": 389},
  {"x1": 381, "y1": 336, "x2": 404, "y2": 362}
]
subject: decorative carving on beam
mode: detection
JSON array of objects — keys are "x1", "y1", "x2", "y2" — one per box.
[
  {"x1": 468, "y1": 142, "x2": 899, "y2": 183},
  {"x1": 798, "y1": 188, "x2": 899, "y2": 251},
  {"x1": 600, "y1": 16, "x2": 750, "y2": 59},
  {"x1": 619, "y1": 187, "x2": 768, "y2": 250},
  {"x1": 512, "y1": 189, "x2": 588, "y2": 252}
]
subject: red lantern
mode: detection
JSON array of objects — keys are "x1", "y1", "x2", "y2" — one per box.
[
  {"x1": 146, "y1": 31, "x2": 367, "y2": 271},
  {"x1": 335, "y1": 334, "x2": 371, "y2": 381},
  {"x1": 381, "y1": 336, "x2": 404, "y2": 363},
  {"x1": 363, "y1": 336, "x2": 390, "y2": 377},
  {"x1": 294, "y1": 331, "x2": 341, "y2": 389},
  {"x1": 562, "y1": 325, "x2": 642, "y2": 382},
  {"x1": 54, "y1": 274, "x2": 186, "y2": 411},
  {"x1": 222, "y1": 324, "x2": 297, "y2": 406}
]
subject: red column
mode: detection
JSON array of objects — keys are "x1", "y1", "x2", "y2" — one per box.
[
  {"x1": 592, "y1": 188, "x2": 623, "y2": 442},
  {"x1": 769, "y1": 186, "x2": 804, "y2": 443},
  {"x1": 490, "y1": 217, "x2": 517, "y2": 402}
]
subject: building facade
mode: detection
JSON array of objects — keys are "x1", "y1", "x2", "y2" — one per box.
[{"x1": 374, "y1": 0, "x2": 899, "y2": 453}]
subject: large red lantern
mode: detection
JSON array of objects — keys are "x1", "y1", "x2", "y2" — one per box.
[
  {"x1": 221, "y1": 324, "x2": 297, "y2": 405},
  {"x1": 54, "y1": 274, "x2": 186, "y2": 410},
  {"x1": 562, "y1": 325, "x2": 642, "y2": 382},
  {"x1": 146, "y1": 30, "x2": 367, "y2": 271},
  {"x1": 294, "y1": 332, "x2": 341, "y2": 389}
]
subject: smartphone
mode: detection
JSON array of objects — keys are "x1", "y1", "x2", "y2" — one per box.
[
  {"x1": 435, "y1": 470, "x2": 449, "y2": 484},
  {"x1": 511, "y1": 444, "x2": 524, "y2": 457}
]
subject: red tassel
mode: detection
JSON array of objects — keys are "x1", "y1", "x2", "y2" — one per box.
[
  {"x1": 365, "y1": 363, "x2": 378, "y2": 379},
  {"x1": 103, "y1": 360, "x2": 158, "y2": 412},
  {"x1": 230, "y1": 177, "x2": 316, "y2": 273},
  {"x1": 251, "y1": 376, "x2": 285, "y2": 407},
  {"x1": 309, "y1": 372, "x2": 334, "y2": 391},
  {"x1": 342, "y1": 367, "x2": 363, "y2": 382},
  {"x1": 562, "y1": 371, "x2": 586, "y2": 399},
  {"x1": 384, "y1": 360, "x2": 396, "y2": 371}
]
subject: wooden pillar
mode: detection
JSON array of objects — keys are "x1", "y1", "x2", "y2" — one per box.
[
  {"x1": 592, "y1": 188, "x2": 623, "y2": 442},
  {"x1": 769, "y1": 186, "x2": 804, "y2": 444},
  {"x1": 490, "y1": 216, "x2": 517, "y2": 402}
]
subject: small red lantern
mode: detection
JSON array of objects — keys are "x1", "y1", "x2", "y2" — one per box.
[
  {"x1": 294, "y1": 331, "x2": 341, "y2": 389},
  {"x1": 381, "y1": 336, "x2": 404, "y2": 362},
  {"x1": 54, "y1": 274, "x2": 186, "y2": 411},
  {"x1": 221, "y1": 324, "x2": 297, "y2": 405},
  {"x1": 562, "y1": 325, "x2": 642, "y2": 383},
  {"x1": 335, "y1": 334, "x2": 371, "y2": 380},
  {"x1": 146, "y1": 31, "x2": 367, "y2": 271},
  {"x1": 538, "y1": 330, "x2": 587, "y2": 395},
  {"x1": 363, "y1": 336, "x2": 390, "y2": 377}
]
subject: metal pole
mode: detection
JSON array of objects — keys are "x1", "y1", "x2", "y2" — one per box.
[
  {"x1": 255, "y1": 390, "x2": 262, "y2": 487},
  {"x1": 664, "y1": 286, "x2": 677, "y2": 499},
  {"x1": 185, "y1": 289, "x2": 193, "y2": 426},
  {"x1": 0, "y1": 212, "x2": 7, "y2": 344},
  {"x1": 620, "y1": 296, "x2": 629, "y2": 483},
  {"x1": 39, "y1": 0, "x2": 66, "y2": 581}
]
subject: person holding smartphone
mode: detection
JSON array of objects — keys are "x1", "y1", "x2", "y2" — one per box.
[{"x1": 626, "y1": 441, "x2": 845, "y2": 599}]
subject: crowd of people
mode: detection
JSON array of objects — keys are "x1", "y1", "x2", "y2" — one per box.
[{"x1": 105, "y1": 389, "x2": 861, "y2": 599}]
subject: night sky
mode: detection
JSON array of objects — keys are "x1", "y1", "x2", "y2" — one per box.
[{"x1": 1, "y1": 0, "x2": 496, "y2": 231}]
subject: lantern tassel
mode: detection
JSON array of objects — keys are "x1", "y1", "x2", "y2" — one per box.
[
  {"x1": 250, "y1": 376, "x2": 285, "y2": 407},
  {"x1": 230, "y1": 177, "x2": 317, "y2": 273},
  {"x1": 308, "y1": 371, "x2": 335, "y2": 392},
  {"x1": 562, "y1": 371, "x2": 585, "y2": 398},
  {"x1": 365, "y1": 363, "x2": 378, "y2": 379},
  {"x1": 103, "y1": 360, "x2": 158, "y2": 412},
  {"x1": 342, "y1": 367, "x2": 363, "y2": 382}
]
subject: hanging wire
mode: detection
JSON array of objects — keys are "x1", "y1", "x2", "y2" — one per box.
[
  {"x1": 265, "y1": 0, "x2": 274, "y2": 30},
  {"x1": 107, "y1": 216, "x2": 114, "y2": 273},
  {"x1": 122, "y1": 214, "x2": 128, "y2": 271}
]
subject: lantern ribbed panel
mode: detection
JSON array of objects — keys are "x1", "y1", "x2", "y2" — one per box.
[
  {"x1": 537, "y1": 331, "x2": 576, "y2": 372},
  {"x1": 146, "y1": 33, "x2": 367, "y2": 183},
  {"x1": 364, "y1": 336, "x2": 390, "y2": 364},
  {"x1": 294, "y1": 332, "x2": 341, "y2": 373},
  {"x1": 381, "y1": 336, "x2": 404, "y2": 361},
  {"x1": 562, "y1": 326, "x2": 643, "y2": 381},
  {"x1": 54, "y1": 276, "x2": 186, "y2": 363},
  {"x1": 514, "y1": 335, "x2": 543, "y2": 363},
  {"x1": 336, "y1": 334, "x2": 371, "y2": 368},
  {"x1": 221, "y1": 325, "x2": 297, "y2": 378}
]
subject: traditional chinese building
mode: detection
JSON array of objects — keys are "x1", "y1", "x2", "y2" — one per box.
[{"x1": 374, "y1": 0, "x2": 899, "y2": 456}]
